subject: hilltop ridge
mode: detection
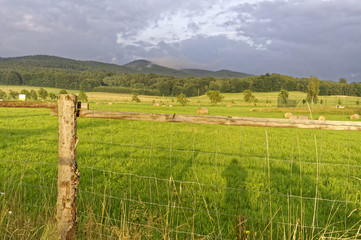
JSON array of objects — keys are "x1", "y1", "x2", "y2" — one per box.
[{"x1": 0, "y1": 55, "x2": 252, "y2": 78}]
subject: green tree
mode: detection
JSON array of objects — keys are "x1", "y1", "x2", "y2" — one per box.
[
  {"x1": 131, "y1": 92, "x2": 141, "y2": 103},
  {"x1": 20, "y1": 89, "x2": 30, "y2": 99},
  {"x1": 176, "y1": 93, "x2": 189, "y2": 106},
  {"x1": 278, "y1": 89, "x2": 289, "y2": 103},
  {"x1": 38, "y1": 88, "x2": 48, "y2": 100},
  {"x1": 0, "y1": 90, "x2": 7, "y2": 99},
  {"x1": 306, "y1": 76, "x2": 320, "y2": 104},
  {"x1": 49, "y1": 93, "x2": 57, "y2": 100},
  {"x1": 9, "y1": 90, "x2": 18, "y2": 99},
  {"x1": 339, "y1": 78, "x2": 347, "y2": 84},
  {"x1": 29, "y1": 89, "x2": 38, "y2": 100},
  {"x1": 80, "y1": 78, "x2": 102, "y2": 91},
  {"x1": 59, "y1": 89, "x2": 68, "y2": 94},
  {"x1": 206, "y1": 90, "x2": 224, "y2": 105},
  {"x1": 78, "y1": 91, "x2": 88, "y2": 101},
  {"x1": 5, "y1": 71, "x2": 22, "y2": 85},
  {"x1": 243, "y1": 90, "x2": 255, "y2": 104}
]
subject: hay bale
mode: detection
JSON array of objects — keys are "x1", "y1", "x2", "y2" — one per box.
[
  {"x1": 350, "y1": 114, "x2": 360, "y2": 120},
  {"x1": 284, "y1": 112, "x2": 292, "y2": 118},
  {"x1": 197, "y1": 107, "x2": 208, "y2": 114},
  {"x1": 227, "y1": 104, "x2": 231, "y2": 108},
  {"x1": 169, "y1": 105, "x2": 173, "y2": 108},
  {"x1": 289, "y1": 115, "x2": 310, "y2": 120},
  {"x1": 318, "y1": 116, "x2": 326, "y2": 121}
]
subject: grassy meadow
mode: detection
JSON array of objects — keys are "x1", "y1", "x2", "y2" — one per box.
[{"x1": 1, "y1": 86, "x2": 361, "y2": 239}]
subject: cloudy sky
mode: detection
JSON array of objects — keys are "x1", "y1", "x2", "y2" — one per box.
[{"x1": 1, "y1": 0, "x2": 360, "y2": 82}]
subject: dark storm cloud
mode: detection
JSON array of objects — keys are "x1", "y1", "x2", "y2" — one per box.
[
  {"x1": 228, "y1": 0, "x2": 361, "y2": 81},
  {"x1": 0, "y1": 0, "x2": 360, "y2": 81}
]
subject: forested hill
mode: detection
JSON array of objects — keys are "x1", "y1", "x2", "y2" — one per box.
[
  {"x1": 123, "y1": 60, "x2": 193, "y2": 78},
  {"x1": 0, "y1": 55, "x2": 360, "y2": 97},
  {"x1": 0, "y1": 55, "x2": 251, "y2": 78},
  {"x1": 0, "y1": 55, "x2": 136, "y2": 74},
  {"x1": 181, "y1": 69, "x2": 251, "y2": 78}
]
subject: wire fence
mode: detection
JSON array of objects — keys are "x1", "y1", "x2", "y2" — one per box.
[
  {"x1": 0, "y1": 107, "x2": 58, "y2": 239},
  {"x1": 75, "y1": 104, "x2": 361, "y2": 239},
  {"x1": 1, "y1": 97, "x2": 361, "y2": 239}
]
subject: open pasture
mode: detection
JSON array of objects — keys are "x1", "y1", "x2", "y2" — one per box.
[{"x1": 0, "y1": 87, "x2": 361, "y2": 239}]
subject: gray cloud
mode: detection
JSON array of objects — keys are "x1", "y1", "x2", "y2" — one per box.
[{"x1": 0, "y1": 0, "x2": 360, "y2": 82}]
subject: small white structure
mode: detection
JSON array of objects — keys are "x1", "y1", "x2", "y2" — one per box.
[{"x1": 19, "y1": 94, "x2": 26, "y2": 101}]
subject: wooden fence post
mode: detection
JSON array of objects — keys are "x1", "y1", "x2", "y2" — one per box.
[{"x1": 57, "y1": 95, "x2": 79, "y2": 240}]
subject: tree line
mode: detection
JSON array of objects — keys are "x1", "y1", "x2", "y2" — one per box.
[
  {"x1": 0, "y1": 69, "x2": 360, "y2": 97},
  {"x1": 0, "y1": 87, "x2": 88, "y2": 101}
]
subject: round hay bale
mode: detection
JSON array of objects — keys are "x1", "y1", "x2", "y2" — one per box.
[
  {"x1": 350, "y1": 114, "x2": 360, "y2": 120},
  {"x1": 284, "y1": 112, "x2": 292, "y2": 118},
  {"x1": 318, "y1": 116, "x2": 326, "y2": 121},
  {"x1": 197, "y1": 107, "x2": 208, "y2": 114}
]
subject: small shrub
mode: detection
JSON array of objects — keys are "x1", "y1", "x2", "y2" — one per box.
[
  {"x1": 206, "y1": 90, "x2": 224, "y2": 105},
  {"x1": 78, "y1": 91, "x2": 88, "y2": 101},
  {"x1": 49, "y1": 93, "x2": 57, "y2": 100},
  {"x1": 176, "y1": 93, "x2": 189, "y2": 106},
  {"x1": 131, "y1": 93, "x2": 141, "y2": 103},
  {"x1": 38, "y1": 88, "x2": 48, "y2": 100}
]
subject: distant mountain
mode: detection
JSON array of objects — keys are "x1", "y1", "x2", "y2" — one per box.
[
  {"x1": 0, "y1": 55, "x2": 136, "y2": 74},
  {"x1": 181, "y1": 68, "x2": 252, "y2": 78},
  {"x1": 123, "y1": 60, "x2": 194, "y2": 78},
  {"x1": 0, "y1": 55, "x2": 252, "y2": 78}
]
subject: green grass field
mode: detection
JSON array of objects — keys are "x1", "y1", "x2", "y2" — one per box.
[{"x1": 1, "y1": 86, "x2": 361, "y2": 239}]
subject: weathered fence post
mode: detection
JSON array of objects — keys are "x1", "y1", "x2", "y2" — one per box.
[{"x1": 57, "y1": 95, "x2": 79, "y2": 240}]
